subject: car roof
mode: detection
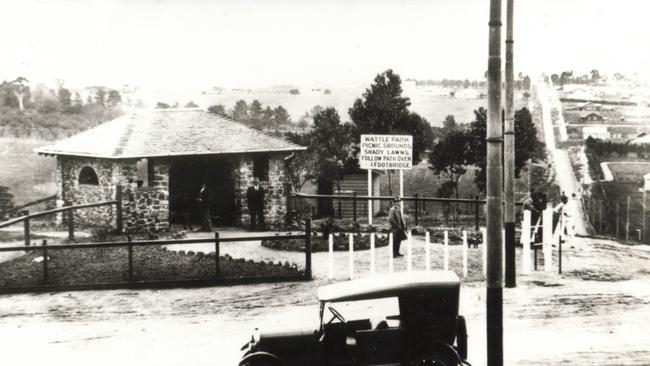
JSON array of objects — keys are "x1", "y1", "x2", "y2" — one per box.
[{"x1": 317, "y1": 271, "x2": 460, "y2": 302}]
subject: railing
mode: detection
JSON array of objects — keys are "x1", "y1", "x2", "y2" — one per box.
[
  {"x1": 6, "y1": 194, "x2": 57, "y2": 216},
  {"x1": 0, "y1": 199, "x2": 122, "y2": 245},
  {"x1": 0, "y1": 219, "x2": 312, "y2": 294},
  {"x1": 290, "y1": 192, "x2": 524, "y2": 230}
]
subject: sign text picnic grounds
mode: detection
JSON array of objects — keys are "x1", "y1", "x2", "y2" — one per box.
[{"x1": 359, "y1": 134, "x2": 413, "y2": 170}]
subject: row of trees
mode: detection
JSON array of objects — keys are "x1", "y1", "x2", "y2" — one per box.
[
  {"x1": 585, "y1": 136, "x2": 650, "y2": 158},
  {"x1": 550, "y1": 70, "x2": 603, "y2": 85},
  {"x1": 207, "y1": 100, "x2": 293, "y2": 132},
  {"x1": 0, "y1": 77, "x2": 125, "y2": 137},
  {"x1": 429, "y1": 108, "x2": 544, "y2": 198},
  {"x1": 407, "y1": 74, "x2": 531, "y2": 90},
  {"x1": 285, "y1": 70, "x2": 435, "y2": 194},
  {"x1": 282, "y1": 69, "x2": 543, "y2": 198}
]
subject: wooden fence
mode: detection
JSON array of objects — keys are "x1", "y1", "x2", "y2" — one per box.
[{"x1": 0, "y1": 219, "x2": 312, "y2": 294}]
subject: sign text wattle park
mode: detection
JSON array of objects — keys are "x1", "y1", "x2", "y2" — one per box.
[{"x1": 359, "y1": 134, "x2": 413, "y2": 170}]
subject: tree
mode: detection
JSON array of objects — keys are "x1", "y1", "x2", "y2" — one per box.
[
  {"x1": 184, "y1": 101, "x2": 199, "y2": 108},
  {"x1": 590, "y1": 69, "x2": 601, "y2": 84},
  {"x1": 250, "y1": 100, "x2": 263, "y2": 119},
  {"x1": 57, "y1": 87, "x2": 72, "y2": 112},
  {"x1": 428, "y1": 127, "x2": 472, "y2": 199},
  {"x1": 297, "y1": 113, "x2": 310, "y2": 131},
  {"x1": 232, "y1": 100, "x2": 248, "y2": 120},
  {"x1": 442, "y1": 115, "x2": 457, "y2": 132},
  {"x1": 284, "y1": 132, "x2": 315, "y2": 192},
  {"x1": 273, "y1": 105, "x2": 290, "y2": 131},
  {"x1": 10, "y1": 77, "x2": 29, "y2": 110},
  {"x1": 522, "y1": 75, "x2": 531, "y2": 90},
  {"x1": 156, "y1": 102, "x2": 172, "y2": 109},
  {"x1": 107, "y1": 90, "x2": 122, "y2": 107},
  {"x1": 467, "y1": 107, "x2": 544, "y2": 192},
  {"x1": 95, "y1": 88, "x2": 107, "y2": 107},
  {"x1": 262, "y1": 106, "x2": 274, "y2": 130},
  {"x1": 311, "y1": 107, "x2": 354, "y2": 191},
  {"x1": 349, "y1": 69, "x2": 434, "y2": 165},
  {"x1": 207, "y1": 104, "x2": 227, "y2": 117}
]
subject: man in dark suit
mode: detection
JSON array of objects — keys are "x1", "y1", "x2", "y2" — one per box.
[
  {"x1": 388, "y1": 196, "x2": 406, "y2": 257},
  {"x1": 197, "y1": 183, "x2": 212, "y2": 232},
  {"x1": 246, "y1": 177, "x2": 265, "y2": 230}
]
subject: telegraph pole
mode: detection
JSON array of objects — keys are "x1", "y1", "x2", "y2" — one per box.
[
  {"x1": 504, "y1": 0, "x2": 516, "y2": 288},
  {"x1": 487, "y1": 0, "x2": 504, "y2": 365}
]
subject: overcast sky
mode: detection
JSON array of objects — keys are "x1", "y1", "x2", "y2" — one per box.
[{"x1": 2, "y1": 0, "x2": 649, "y2": 89}]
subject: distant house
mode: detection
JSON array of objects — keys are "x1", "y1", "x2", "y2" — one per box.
[
  {"x1": 580, "y1": 112, "x2": 605, "y2": 122},
  {"x1": 37, "y1": 109, "x2": 305, "y2": 231},
  {"x1": 582, "y1": 126, "x2": 610, "y2": 140}
]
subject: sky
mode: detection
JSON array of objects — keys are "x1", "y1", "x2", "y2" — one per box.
[{"x1": 1, "y1": 0, "x2": 649, "y2": 90}]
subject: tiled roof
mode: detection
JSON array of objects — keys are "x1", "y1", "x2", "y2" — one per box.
[{"x1": 37, "y1": 109, "x2": 306, "y2": 159}]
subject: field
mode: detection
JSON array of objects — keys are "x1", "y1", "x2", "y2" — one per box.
[
  {"x1": 0, "y1": 137, "x2": 57, "y2": 206},
  {"x1": 141, "y1": 87, "x2": 497, "y2": 126},
  {"x1": 607, "y1": 162, "x2": 650, "y2": 183}
]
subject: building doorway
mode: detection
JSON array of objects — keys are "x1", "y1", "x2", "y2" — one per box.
[{"x1": 169, "y1": 155, "x2": 236, "y2": 226}]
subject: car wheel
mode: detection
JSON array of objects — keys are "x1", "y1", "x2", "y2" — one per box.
[
  {"x1": 238, "y1": 352, "x2": 283, "y2": 366},
  {"x1": 406, "y1": 343, "x2": 459, "y2": 366}
]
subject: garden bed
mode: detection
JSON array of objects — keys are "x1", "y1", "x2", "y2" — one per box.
[
  {"x1": 262, "y1": 233, "x2": 390, "y2": 252},
  {"x1": 0, "y1": 245, "x2": 302, "y2": 288}
]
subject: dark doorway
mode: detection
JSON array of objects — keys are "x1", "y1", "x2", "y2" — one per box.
[
  {"x1": 317, "y1": 177, "x2": 334, "y2": 218},
  {"x1": 169, "y1": 155, "x2": 236, "y2": 226}
]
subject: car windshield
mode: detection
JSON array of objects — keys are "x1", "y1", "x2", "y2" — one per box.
[{"x1": 323, "y1": 296, "x2": 400, "y2": 327}]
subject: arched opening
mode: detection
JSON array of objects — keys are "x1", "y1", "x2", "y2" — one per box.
[{"x1": 78, "y1": 166, "x2": 99, "y2": 185}]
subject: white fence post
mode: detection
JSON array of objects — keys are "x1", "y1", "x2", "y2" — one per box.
[
  {"x1": 389, "y1": 232, "x2": 394, "y2": 273},
  {"x1": 370, "y1": 233, "x2": 376, "y2": 273},
  {"x1": 522, "y1": 210, "x2": 531, "y2": 274},
  {"x1": 543, "y1": 208, "x2": 553, "y2": 272},
  {"x1": 425, "y1": 231, "x2": 431, "y2": 271},
  {"x1": 462, "y1": 230, "x2": 468, "y2": 278},
  {"x1": 444, "y1": 230, "x2": 449, "y2": 271},
  {"x1": 328, "y1": 233, "x2": 334, "y2": 279},
  {"x1": 348, "y1": 233, "x2": 354, "y2": 279},
  {"x1": 481, "y1": 227, "x2": 487, "y2": 277},
  {"x1": 407, "y1": 232, "x2": 413, "y2": 271}
]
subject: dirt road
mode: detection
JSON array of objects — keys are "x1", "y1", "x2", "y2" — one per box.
[
  {"x1": 1, "y1": 234, "x2": 650, "y2": 366},
  {"x1": 535, "y1": 80, "x2": 589, "y2": 236}
]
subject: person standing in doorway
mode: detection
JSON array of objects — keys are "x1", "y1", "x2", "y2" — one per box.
[
  {"x1": 247, "y1": 177, "x2": 266, "y2": 230},
  {"x1": 388, "y1": 196, "x2": 407, "y2": 257},
  {"x1": 197, "y1": 183, "x2": 212, "y2": 232}
]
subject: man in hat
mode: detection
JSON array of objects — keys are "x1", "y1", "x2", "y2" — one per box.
[
  {"x1": 388, "y1": 196, "x2": 406, "y2": 257},
  {"x1": 197, "y1": 183, "x2": 212, "y2": 232},
  {"x1": 246, "y1": 177, "x2": 266, "y2": 230}
]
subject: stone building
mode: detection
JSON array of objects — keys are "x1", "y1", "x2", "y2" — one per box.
[{"x1": 37, "y1": 109, "x2": 305, "y2": 232}]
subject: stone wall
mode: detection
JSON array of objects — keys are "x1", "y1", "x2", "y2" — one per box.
[
  {"x1": 60, "y1": 156, "x2": 117, "y2": 227},
  {"x1": 121, "y1": 161, "x2": 170, "y2": 232},
  {"x1": 59, "y1": 156, "x2": 170, "y2": 232},
  {"x1": 237, "y1": 154, "x2": 288, "y2": 228}
]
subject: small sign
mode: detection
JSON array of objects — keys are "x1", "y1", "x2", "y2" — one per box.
[{"x1": 360, "y1": 134, "x2": 413, "y2": 170}]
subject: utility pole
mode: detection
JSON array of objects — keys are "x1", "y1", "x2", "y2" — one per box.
[
  {"x1": 487, "y1": 0, "x2": 504, "y2": 365},
  {"x1": 504, "y1": 0, "x2": 516, "y2": 288}
]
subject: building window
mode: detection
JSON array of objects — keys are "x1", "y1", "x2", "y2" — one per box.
[
  {"x1": 253, "y1": 155, "x2": 269, "y2": 181},
  {"x1": 78, "y1": 166, "x2": 99, "y2": 185},
  {"x1": 136, "y1": 158, "x2": 154, "y2": 187}
]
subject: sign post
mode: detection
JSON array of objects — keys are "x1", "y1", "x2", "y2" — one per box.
[{"x1": 360, "y1": 134, "x2": 413, "y2": 224}]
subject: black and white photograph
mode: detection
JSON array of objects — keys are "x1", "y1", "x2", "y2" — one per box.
[{"x1": 1, "y1": 0, "x2": 649, "y2": 365}]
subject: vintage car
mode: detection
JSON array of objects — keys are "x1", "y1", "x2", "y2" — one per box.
[{"x1": 239, "y1": 271, "x2": 470, "y2": 366}]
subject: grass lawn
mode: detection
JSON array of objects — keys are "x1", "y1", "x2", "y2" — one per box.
[{"x1": 0, "y1": 137, "x2": 57, "y2": 206}]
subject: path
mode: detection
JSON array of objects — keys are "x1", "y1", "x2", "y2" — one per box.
[{"x1": 535, "y1": 79, "x2": 589, "y2": 236}]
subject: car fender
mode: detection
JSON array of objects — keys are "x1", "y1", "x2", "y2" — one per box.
[{"x1": 238, "y1": 351, "x2": 283, "y2": 366}]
